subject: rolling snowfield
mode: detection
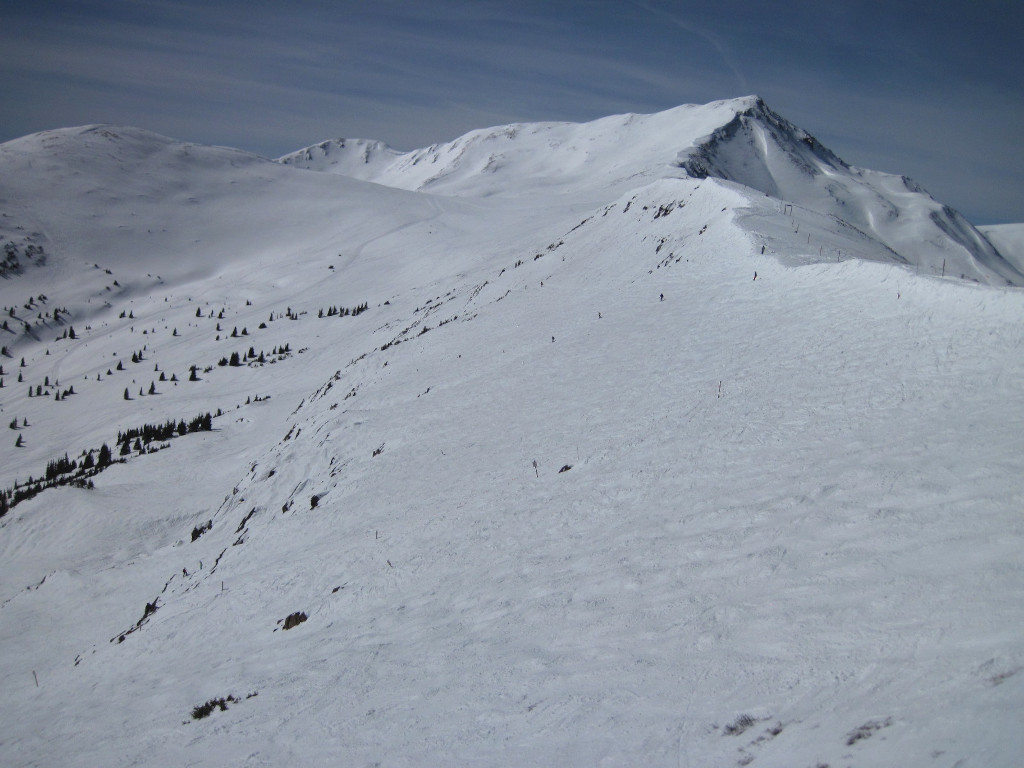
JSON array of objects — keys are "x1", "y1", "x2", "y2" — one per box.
[{"x1": 1, "y1": 97, "x2": 1023, "y2": 767}]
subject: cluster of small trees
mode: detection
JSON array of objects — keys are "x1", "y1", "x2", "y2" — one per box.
[
  {"x1": 1, "y1": 412, "x2": 218, "y2": 518},
  {"x1": 0, "y1": 242, "x2": 45, "y2": 277},
  {"x1": 318, "y1": 302, "x2": 368, "y2": 319},
  {"x1": 217, "y1": 344, "x2": 291, "y2": 368},
  {"x1": 116, "y1": 413, "x2": 213, "y2": 448}
]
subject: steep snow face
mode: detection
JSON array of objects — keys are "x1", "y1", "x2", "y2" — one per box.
[
  {"x1": 980, "y1": 223, "x2": 1024, "y2": 273},
  {"x1": 678, "y1": 99, "x2": 1023, "y2": 285}
]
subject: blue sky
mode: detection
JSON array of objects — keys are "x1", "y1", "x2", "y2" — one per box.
[{"x1": 1, "y1": 1, "x2": 1021, "y2": 223}]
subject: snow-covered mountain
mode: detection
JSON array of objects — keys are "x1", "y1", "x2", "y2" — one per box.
[
  {"x1": 281, "y1": 96, "x2": 1023, "y2": 286},
  {"x1": 2, "y1": 98, "x2": 1023, "y2": 767}
]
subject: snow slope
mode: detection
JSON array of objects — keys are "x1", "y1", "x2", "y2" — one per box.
[
  {"x1": 1, "y1": 101, "x2": 1023, "y2": 767},
  {"x1": 979, "y1": 223, "x2": 1024, "y2": 273}
]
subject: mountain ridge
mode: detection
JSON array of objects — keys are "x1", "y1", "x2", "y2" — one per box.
[{"x1": 278, "y1": 96, "x2": 1022, "y2": 286}]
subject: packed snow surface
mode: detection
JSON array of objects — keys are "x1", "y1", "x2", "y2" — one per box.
[{"x1": 1, "y1": 98, "x2": 1023, "y2": 767}]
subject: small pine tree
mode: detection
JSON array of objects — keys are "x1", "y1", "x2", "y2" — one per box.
[
  {"x1": 123, "y1": 387, "x2": 130, "y2": 400},
  {"x1": 189, "y1": 366, "x2": 198, "y2": 382},
  {"x1": 117, "y1": 360, "x2": 124, "y2": 371},
  {"x1": 120, "y1": 440, "x2": 130, "y2": 456},
  {"x1": 69, "y1": 326, "x2": 76, "y2": 339},
  {"x1": 148, "y1": 381, "x2": 156, "y2": 395},
  {"x1": 97, "y1": 443, "x2": 112, "y2": 467},
  {"x1": 15, "y1": 434, "x2": 24, "y2": 447}
]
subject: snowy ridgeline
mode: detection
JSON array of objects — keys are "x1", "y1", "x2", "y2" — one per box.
[{"x1": 0, "y1": 98, "x2": 1023, "y2": 767}]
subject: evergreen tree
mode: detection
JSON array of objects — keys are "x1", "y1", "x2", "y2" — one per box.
[
  {"x1": 15, "y1": 434, "x2": 23, "y2": 447},
  {"x1": 123, "y1": 387, "x2": 130, "y2": 400},
  {"x1": 120, "y1": 440, "x2": 130, "y2": 456},
  {"x1": 148, "y1": 381, "x2": 156, "y2": 395},
  {"x1": 97, "y1": 444, "x2": 112, "y2": 467}
]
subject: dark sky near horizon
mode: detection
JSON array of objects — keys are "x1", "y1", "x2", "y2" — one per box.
[{"x1": 1, "y1": 1, "x2": 1021, "y2": 223}]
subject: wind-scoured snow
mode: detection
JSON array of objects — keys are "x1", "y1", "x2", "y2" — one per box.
[{"x1": 1, "y1": 99, "x2": 1023, "y2": 767}]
